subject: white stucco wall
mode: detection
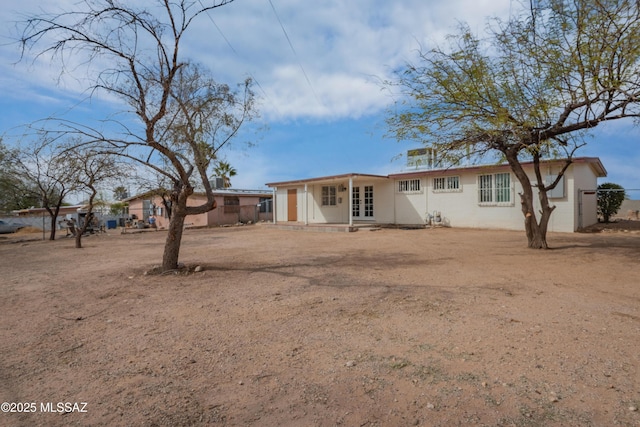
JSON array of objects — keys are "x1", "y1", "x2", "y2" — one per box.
[
  {"x1": 392, "y1": 162, "x2": 597, "y2": 232},
  {"x1": 360, "y1": 180, "x2": 395, "y2": 224},
  {"x1": 393, "y1": 179, "x2": 427, "y2": 225},
  {"x1": 272, "y1": 179, "x2": 395, "y2": 224},
  {"x1": 428, "y1": 173, "x2": 523, "y2": 230},
  {"x1": 273, "y1": 187, "x2": 290, "y2": 222},
  {"x1": 306, "y1": 184, "x2": 348, "y2": 223},
  {"x1": 572, "y1": 163, "x2": 599, "y2": 229},
  {"x1": 270, "y1": 160, "x2": 603, "y2": 232}
]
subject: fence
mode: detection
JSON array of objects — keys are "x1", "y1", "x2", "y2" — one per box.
[
  {"x1": 615, "y1": 191, "x2": 640, "y2": 220},
  {"x1": 0, "y1": 203, "x2": 271, "y2": 231},
  {"x1": 211, "y1": 204, "x2": 272, "y2": 225},
  {"x1": 577, "y1": 188, "x2": 640, "y2": 228},
  {"x1": 0, "y1": 213, "x2": 123, "y2": 232}
]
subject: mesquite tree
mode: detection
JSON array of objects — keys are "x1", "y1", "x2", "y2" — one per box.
[
  {"x1": 0, "y1": 140, "x2": 41, "y2": 213},
  {"x1": 70, "y1": 149, "x2": 123, "y2": 248},
  {"x1": 18, "y1": 0, "x2": 256, "y2": 270},
  {"x1": 386, "y1": 0, "x2": 640, "y2": 248},
  {"x1": 11, "y1": 138, "x2": 81, "y2": 240}
]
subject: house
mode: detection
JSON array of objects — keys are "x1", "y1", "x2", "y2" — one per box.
[
  {"x1": 12, "y1": 205, "x2": 88, "y2": 217},
  {"x1": 125, "y1": 189, "x2": 273, "y2": 229},
  {"x1": 10, "y1": 204, "x2": 109, "y2": 233},
  {"x1": 265, "y1": 157, "x2": 607, "y2": 232}
]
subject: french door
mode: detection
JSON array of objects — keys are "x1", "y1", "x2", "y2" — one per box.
[{"x1": 352, "y1": 185, "x2": 374, "y2": 219}]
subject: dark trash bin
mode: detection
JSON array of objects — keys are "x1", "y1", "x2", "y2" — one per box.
[{"x1": 107, "y1": 220, "x2": 117, "y2": 229}]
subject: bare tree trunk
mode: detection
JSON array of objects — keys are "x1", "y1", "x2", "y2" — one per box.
[
  {"x1": 520, "y1": 191, "x2": 549, "y2": 249},
  {"x1": 506, "y1": 150, "x2": 554, "y2": 249},
  {"x1": 75, "y1": 213, "x2": 93, "y2": 249},
  {"x1": 162, "y1": 202, "x2": 187, "y2": 271},
  {"x1": 49, "y1": 215, "x2": 58, "y2": 241},
  {"x1": 160, "y1": 182, "x2": 217, "y2": 271},
  {"x1": 75, "y1": 227, "x2": 83, "y2": 248},
  {"x1": 46, "y1": 205, "x2": 62, "y2": 241},
  {"x1": 75, "y1": 191, "x2": 97, "y2": 249}
]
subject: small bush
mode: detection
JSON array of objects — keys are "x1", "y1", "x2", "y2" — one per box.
[{"x1": 597, "y1": 183, "x2": 626, "y2": 223}]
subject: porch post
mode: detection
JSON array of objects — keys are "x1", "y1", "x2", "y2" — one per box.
[
  {"x1": 304, "y1": 183, "x2": 309, "y2": 225},
  {"x1": 272, "y1": 187, "x2": 277, "y2": 224},
  {"x1": 348, "y1": 177, "x2": 353, "y2": 226}
]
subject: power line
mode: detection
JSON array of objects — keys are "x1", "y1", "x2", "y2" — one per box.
[
  {"x1": 197, "y1": 0, "x2": 277, "y2": 115},
  {"x1": 267, "y1": 0, "x2": 322, "y2": 106}
]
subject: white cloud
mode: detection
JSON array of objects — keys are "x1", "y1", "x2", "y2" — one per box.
[
  {"x1": 196, "y1": 0, "x2": 513, "y2": 121},
  {"x1": 3, "y1": 0, "x2": 513, "y2": 123}
]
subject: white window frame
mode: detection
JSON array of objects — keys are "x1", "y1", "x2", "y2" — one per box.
[
  {"x1": 545, "y1": 174, "x2": 565, "y2": 199},
  {"x1": 433, "y1": 176, "x2": 461, "y2": 192},
  {"x1": 478, "y1": 172, "x2": 513, "y2": 206},
  {"x1": 447, "y1": 176, "x2": 460, "y2": 190},
  {"x1": 321, "y1": 185, "x2": 337, "y2": 206},
  {"x1": 397, "y1": 179, "x2": 422, "y2": 193}
]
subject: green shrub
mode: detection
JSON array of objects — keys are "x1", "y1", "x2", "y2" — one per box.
[{"x1": 597, "y1": 183, "x2": 626, "y2": 223}]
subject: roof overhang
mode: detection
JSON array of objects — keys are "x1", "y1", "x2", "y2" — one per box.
[
  {"x1": 266, "y1": 173, "x2": 389, "y2": 187},
  {"x1": 573, "y1": 157, "x2": 607, "y2": 177},
  {"x1": 125, "y1": 188, "x2": 272, "y2": 201},
  {"x1": 12, "y1": 205, "x2": 87, "y2": 215},
  {"x1": 390, "y1": 157, "x2": 607, "y2": 179},
  {"x1": 264, "y1": 157, "x2": 606, "y2": 187}
]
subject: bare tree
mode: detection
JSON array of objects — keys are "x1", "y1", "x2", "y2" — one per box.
[
  {"x1": 112, "y1": 186, "x2": 128, "y2": 201},
  {"x1": 18, "y1": 0, "x2": 257, "y2": 270},
  {"x1": 0, "y1": 139, "x2": 41, "y2": 213},
  {"x1": 386, "y1": 0, "x2": 640, "y2": 248},
  {"x1": 12, "y1": 138, "x2": 81, "y2": 240},
  {"x1": 69, "y1": 148, "x2": 124, "y2": 248}
]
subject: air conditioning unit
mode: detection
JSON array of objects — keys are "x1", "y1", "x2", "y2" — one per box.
[
  {"x1": 209, "y1": 177, "x2": 225, "y2": 189},
  {"x1": 407, "y1": 147, "x2": 437, "y2": 169}
]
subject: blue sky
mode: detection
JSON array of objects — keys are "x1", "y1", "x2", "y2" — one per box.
[{"x1": 1, "y1": 0, "x2": 638, "y2": 195}]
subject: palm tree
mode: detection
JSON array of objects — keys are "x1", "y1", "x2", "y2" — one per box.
[{"x1": 213, "y1": 161, "x2": 237, "y2": 188}]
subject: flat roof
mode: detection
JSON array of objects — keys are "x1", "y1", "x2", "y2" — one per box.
[{"x1": 125, "y1": 188, "x2": 272, "y2": 201}]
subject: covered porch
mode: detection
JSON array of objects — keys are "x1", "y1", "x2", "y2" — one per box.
[{"x1": 266, "y1": 173, "x2": 393, "y2": 227}]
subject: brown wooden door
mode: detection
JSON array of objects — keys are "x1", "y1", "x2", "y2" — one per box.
[{"x1": 287, "y1": 189, "x2": 297, "y2": 221}]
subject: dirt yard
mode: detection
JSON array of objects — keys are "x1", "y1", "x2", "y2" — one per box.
[{"x1": 1, "y1": 223, "x2": 639, "y2": 426}]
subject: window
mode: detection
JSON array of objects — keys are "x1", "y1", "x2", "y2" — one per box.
[
  {"x1": 433, "y1": 176, "x2": 460, "y2": 192},
  {"x1": 546, "y1": 175, "x2": 565, "y2": 199},
  {"x1": 495, "y1": 173, "x2": 510, "y2": 203},
  {"x1": 478, "y1": 173, "x2": 511, "y2": 205},
  {"x1": 398, "y1": 179, "x2": 421, "y2": 192},
  {"x1": 433, "y1": 177, "x2": 445, "y2": 191},
  {"x1": 224, "y1": 196, "x2": 240, "y2": 213},
  {"x1": 447, "y1": 176, "x2": 460, "y2": 190},
  {"x1": 259, "y1": 197, "x2": 272, "y2": 213},
  {"x1": 479, "y1": 175, "x2": 493, "y2": 203},
  {"x1": 322, "y1": 186, "x2": 337, "y2": 206}
]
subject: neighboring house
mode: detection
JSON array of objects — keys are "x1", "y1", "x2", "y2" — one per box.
[
  {"x1": 125, "y1": 189, "x2": 273, "y2": 229},
  {"x1": 266, "y1": 157, "x2": 607, "y2": 232},
  {"x1": 9, "y1": 204, "x2": 106, "y2": 232}
]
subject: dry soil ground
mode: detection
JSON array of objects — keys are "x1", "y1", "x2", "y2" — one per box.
[{"x1": 0, "y1": 223, "x2": 639, "y2": 426}]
